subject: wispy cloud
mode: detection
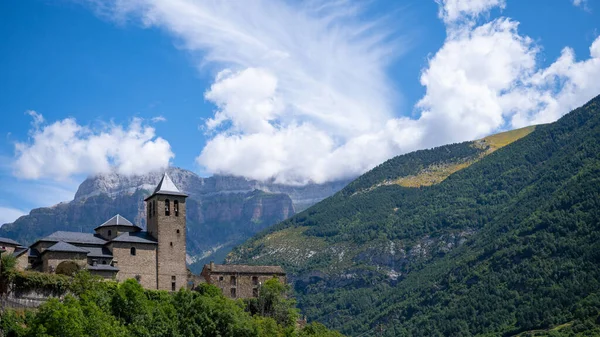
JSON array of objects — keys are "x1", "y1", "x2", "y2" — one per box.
[
  {"x1": 79, "y1": 0, "x2": 600, "y2": 185},
  {"x1": 151, "y1": 116, "x2": 167, "y2": 122}
]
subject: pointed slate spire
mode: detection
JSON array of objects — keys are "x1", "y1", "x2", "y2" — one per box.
[
  {"x1": 154, "y1": 172, "x2": 181, "y2": 194},
  {"x1": 145, "y1": 171, "x2": 188, "y2": 201}
]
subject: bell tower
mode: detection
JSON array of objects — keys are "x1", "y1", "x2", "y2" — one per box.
[{"x1": 145, "y1": 172, "x2": 188, "y2": 291}]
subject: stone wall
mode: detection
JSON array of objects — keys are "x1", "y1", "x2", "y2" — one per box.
[
  {"x1": 14, "y1": 252, "x2": 28, "y2": 271},
  {"x1": 41, "y1": 251, "x2": 87, "y2": 273},
  {"x1": 109, "y1": 242, "x2": 157, "y2": 289},
  {"x1": 89, "y1": 269, "x2": 117, "y2": 279},
  {"x1": 96, "y1": 226, "x2": 138, "y2": 241},
  {"x1": 0, "y1": 288, "x2": 66, "y2": 311}
]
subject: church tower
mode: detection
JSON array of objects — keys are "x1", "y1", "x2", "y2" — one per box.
[{"x1": 145, "y1": 172, "x2": 188, "y2": 291}]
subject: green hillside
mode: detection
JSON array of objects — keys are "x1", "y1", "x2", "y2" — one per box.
[{"x1": 228, "y1": 94, "x2": 600, "y2": 336}]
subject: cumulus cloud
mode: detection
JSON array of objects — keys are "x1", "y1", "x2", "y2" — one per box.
[
  {"x1": 417, "y1": 0, "x2": 600, "y2": 146},
  {"x1": 87, "y1": 0, "x2": 600, "y2": 185},
  {"x1": 13, "y1": 112, "x2": 174, "y2": 180}
]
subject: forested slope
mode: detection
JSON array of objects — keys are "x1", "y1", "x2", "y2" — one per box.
[{"x1": 229, "y1": 94, "x2": 600, "y2": 336}]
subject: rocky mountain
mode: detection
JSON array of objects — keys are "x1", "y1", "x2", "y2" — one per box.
[
  {"x1": 229, "y1": 95, "x2": 600, "y2": 335},
  {"x1": 0, "y1": 168, "x2": 350, "y2": 273}
]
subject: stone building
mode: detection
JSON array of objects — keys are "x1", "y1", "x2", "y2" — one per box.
[
  {"x1": 10, "y1": 173, "x2": 189, "y2": 291},
  {"x1": 201, "y1": 262, "x2": 286, "y2": 299},
  {"x1": 0, "y1": 237, "x2": 22, "y2": 255}
]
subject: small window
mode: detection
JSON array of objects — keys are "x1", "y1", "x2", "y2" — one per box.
[
  {"x1": 176, "y1": 229, "x2": 180, "y2": 234},
  {"x1": 252, "y1": 276, "x2": 259, "y2": 286},
  {"x1": 230, "y1": 288, "x2": 236, "y2": 298},
  {"x1": 102, "y1": 260, "x2": 107, "y2": 265},
  {"x1": 165, "y1": 199, "x2": 170, "y2": 216},
  {"x1": 148, "y1": 203, "x2": 152, "y2": 218},
  {"x1": 172, "y1": 282, "x2": 176, "y2": 291},
  {"x1": 219, "y1": 276, "x2": 224, "y2": 281},
  {"x1": 253, "y1": 288, "x2": 259, "y2": 297},
  {"x1": 172, "y1": 275, "x2": 176, "y2": 281},
  {"x1": 174, "y1": 200, "x2": 179, "y2": 217},
  {"x1": 153, "y1": 200, "x2": 156, "y2": 216},
  {"x1": 107, "y1": 229, "x2": 112, "y2": 237},
  {"x1": 130, "y1": 247, "x2": 136, "y2": 256},
  {"x1": 170, "y1": 242, "x2": 173, "y2": 247},
  {"x1": 230, "y1": 276, "x2": 237, "y2": 286}
]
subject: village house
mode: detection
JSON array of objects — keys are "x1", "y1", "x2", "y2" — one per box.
[{"x1": 201, "y1": 262, "x2": 286, "y2": 299}]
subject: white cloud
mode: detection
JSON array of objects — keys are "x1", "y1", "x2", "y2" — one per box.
[
  {"x1": 436, "y1": 0, "x2": 505, "y2": 24},
  {"x1": 88, "y1": 0, "x2": 600, "y2": 185},
  {"x1": 0, "y1": 207, "x2": 26, "y2": 227},
  {"x1": 13, "y1": 113, "x2": 174, "y2": 180},
  {"x1": 151, "y1": 116, "x2": 167, "y2": 122},
  {"x1": 417, "y1": 0, "x2": 600, "y2": 146}
]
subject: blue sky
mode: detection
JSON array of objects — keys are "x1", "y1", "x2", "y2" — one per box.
[{"x1": 1, "y1": 0, "x2": 599, "y2": 225}]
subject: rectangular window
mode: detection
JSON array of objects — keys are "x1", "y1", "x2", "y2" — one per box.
[
  {"x1": 230, "y1": 276, "x2": 237, "y2": 286},
  {"x1": 172, "y1": 275, "x2": 176, "y2": 281},
  {"x1": 219, "y1": 276, "x2": 224, "y2": 281},
  {"x1": 230, "y1": 288, "x2": 236, "y2": 298},
  {"x1": 172, "y1": 282, "x2": 176, "y2": 291},
  {"x1": 252, "y1": 276, "x2": 259, "y2": 285}
]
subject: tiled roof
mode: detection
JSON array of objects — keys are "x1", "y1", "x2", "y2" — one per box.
[
  {"x1": 84, "y1": 246, "x2": 113, "y2": 258},
  {"x1": 94, "y1": 214, "x2": 141, "y2": 230},
  {"x1": 87, "y1": 264, "x2": 119, "y2": 272},
  {"x1": 145, "y1": 172, "x2": 187, "y2": 200},
  {"x1": 44, "y1": 241, "x2": 90, "y2": 254},
  {"x1": 0, "y1": 237, "x2": 20, "y2": 246},
  {"x1": 204, "y1": 264, "x2": 285, "y2": 275},
  {"x1": 40, "y1": 231, "x2": 107, "y2": 245},
  {"x1": 111, "y1": 231, "x2": 157, "y2": 244}
]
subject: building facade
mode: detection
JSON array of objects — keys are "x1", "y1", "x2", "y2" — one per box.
[
  {"x1": 201, "y1": 262, "x2": 287, "y2": 299},
  {"x1": 8, "y1": 173, "x2": 189, "y2": 291}
]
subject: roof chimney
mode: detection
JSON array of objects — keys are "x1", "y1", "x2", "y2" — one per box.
[{"x1": 210, "y1": 261, "x2": 215, "y2": 271}]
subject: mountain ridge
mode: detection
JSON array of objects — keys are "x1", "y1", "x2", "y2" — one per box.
[{"x1": 228, "y1": 94, "x2": 600, "y2": 335}]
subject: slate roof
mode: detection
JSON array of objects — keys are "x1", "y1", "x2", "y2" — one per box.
[
  {"x1": 145, "y1": 172, "x2": 187, "y2": 200},
  {"x1": 0, "y1": 237, "x2": 21, "y2": 246},
  {"x1": 40, "y1": 231, "x2": 107, "y2": 245},
  {"x1": 111, "y1": 231, "x2": 157, "y2": 244},
  {"x1": 84, "y1": 246, "x2": 113, "y2": 258},
  {"x1": 94, "y1": 214, "x2": 141, "y2": 231},
  {"x1": 204, "y1": 264, "x2": 285, "y2": 275},
  {"x1": 44, "y1": 241, "x2": 90, "y2": 254},
  {"x1": 12, "y1": 246, "x2": 29, "y2": 257},
  {"x1": 87, "y1": 264, "x2": 119, "y2": 272}
]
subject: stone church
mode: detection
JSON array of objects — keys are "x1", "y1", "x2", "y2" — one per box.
[
  {"x1": 1, "y1": 172, "x2": 287, "y2": 297},
  {"x1": 6, "y1": 172, "x2": 188, "y2": 291}
]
